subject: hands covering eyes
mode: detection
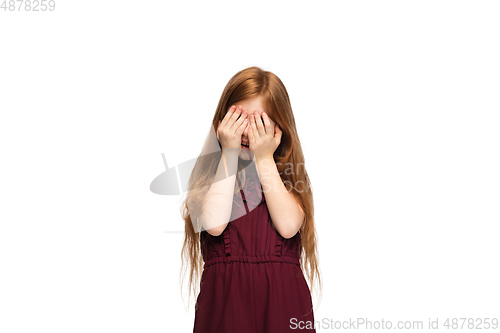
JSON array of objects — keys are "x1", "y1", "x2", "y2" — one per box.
[{"x1": 216, "y1": 105, "x2": 282, "y2": 160}]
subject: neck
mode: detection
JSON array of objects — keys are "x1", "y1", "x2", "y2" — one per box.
[{"x1": 239, "y1": 158, "x2": 257, "y2": 174}]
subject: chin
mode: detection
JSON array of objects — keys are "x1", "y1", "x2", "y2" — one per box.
[{"x1": 239, "y1": 149, "x2": 254, "y2": 160}]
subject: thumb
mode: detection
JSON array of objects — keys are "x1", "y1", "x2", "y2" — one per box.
[{"x1": 274, "y1": 124, "x2": 282, "y2": 142}]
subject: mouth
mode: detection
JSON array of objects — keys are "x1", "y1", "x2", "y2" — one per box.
[{"x1": 241, "y1": 141, "x2": 249, "y2": 150}]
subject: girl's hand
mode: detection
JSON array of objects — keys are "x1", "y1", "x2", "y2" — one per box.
[
  {"x1": 248, "y1": 110, "x2": 282, "y2": 161},
  {"x1": 217, "y1": 105, "x2": 248, "y2": 149}
]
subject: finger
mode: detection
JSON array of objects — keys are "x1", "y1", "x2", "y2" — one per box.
[
  {"x1": 261, "y1": 112, "x2": 274, "y2": 136},
  {"x1": 221, "y1": 105, "x2": 236, "y2": 127},
  {"x1": 250, "y1": 114, "x2": 260, "y2": 140},
  {"x1": 229, "y1": 109, "x2": 248, "y2": 133},
  {"x1": 248, "y1": 119, "x2": 255, "y2": 143},
  {"x1": 274, "y1": 123, "x2": 282, "y2": 144},
  {"x1": 227, "y1": 106, "x2": 242, "y2": 128},
  {"x1": 236, "y1": 117, "x2": 248, "y2": 134},
  {"x1": 242, "y1": 120, "x2": 250, "y2": 134},
  {"x1": 254, "y1": 111, "x2": 266, "y2": 137}
]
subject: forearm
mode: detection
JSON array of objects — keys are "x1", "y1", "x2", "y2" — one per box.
[
  {"x1": 199, "y1": 149, "x2": 239, "y2": 236},
  {"x1": 255, "y1": 156, "x2": 304, "y2": 239}
]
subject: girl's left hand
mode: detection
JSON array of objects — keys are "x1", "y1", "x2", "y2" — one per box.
[{"x1": 248, "y1": 110, "x2": 282, "y2": 161}]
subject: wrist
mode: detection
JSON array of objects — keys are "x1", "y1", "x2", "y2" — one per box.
[
  {"x1": 255, "y1": 154, "x2": 275, "y2": 165},
  {"x1": 220, "y1": 148, "x2": 240, "y2": 180},
  {"x1": 222, "y1": 147, "x2": 241, "y2": 158}
]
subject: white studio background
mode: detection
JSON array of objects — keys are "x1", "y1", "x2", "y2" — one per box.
[{"x1": 1, "y1": 1, "x2": 499, "y2": 332}]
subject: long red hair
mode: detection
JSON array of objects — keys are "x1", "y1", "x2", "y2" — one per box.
[{"x1": 179, "y1": 66, "x2": 322, "y2": 309}]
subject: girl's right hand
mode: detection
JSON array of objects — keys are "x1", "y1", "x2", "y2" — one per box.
[{"x1": 216, "y1": 105, "x2": 248, "y2": 149}]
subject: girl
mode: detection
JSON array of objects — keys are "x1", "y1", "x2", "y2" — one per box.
[{"x1": 180, "y1": 66, "x2": 321, "y2": 332}]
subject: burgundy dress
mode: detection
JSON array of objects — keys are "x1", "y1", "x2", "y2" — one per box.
[{"x1": 193, "y1": 166, "x2": 315, "y2": 333}]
